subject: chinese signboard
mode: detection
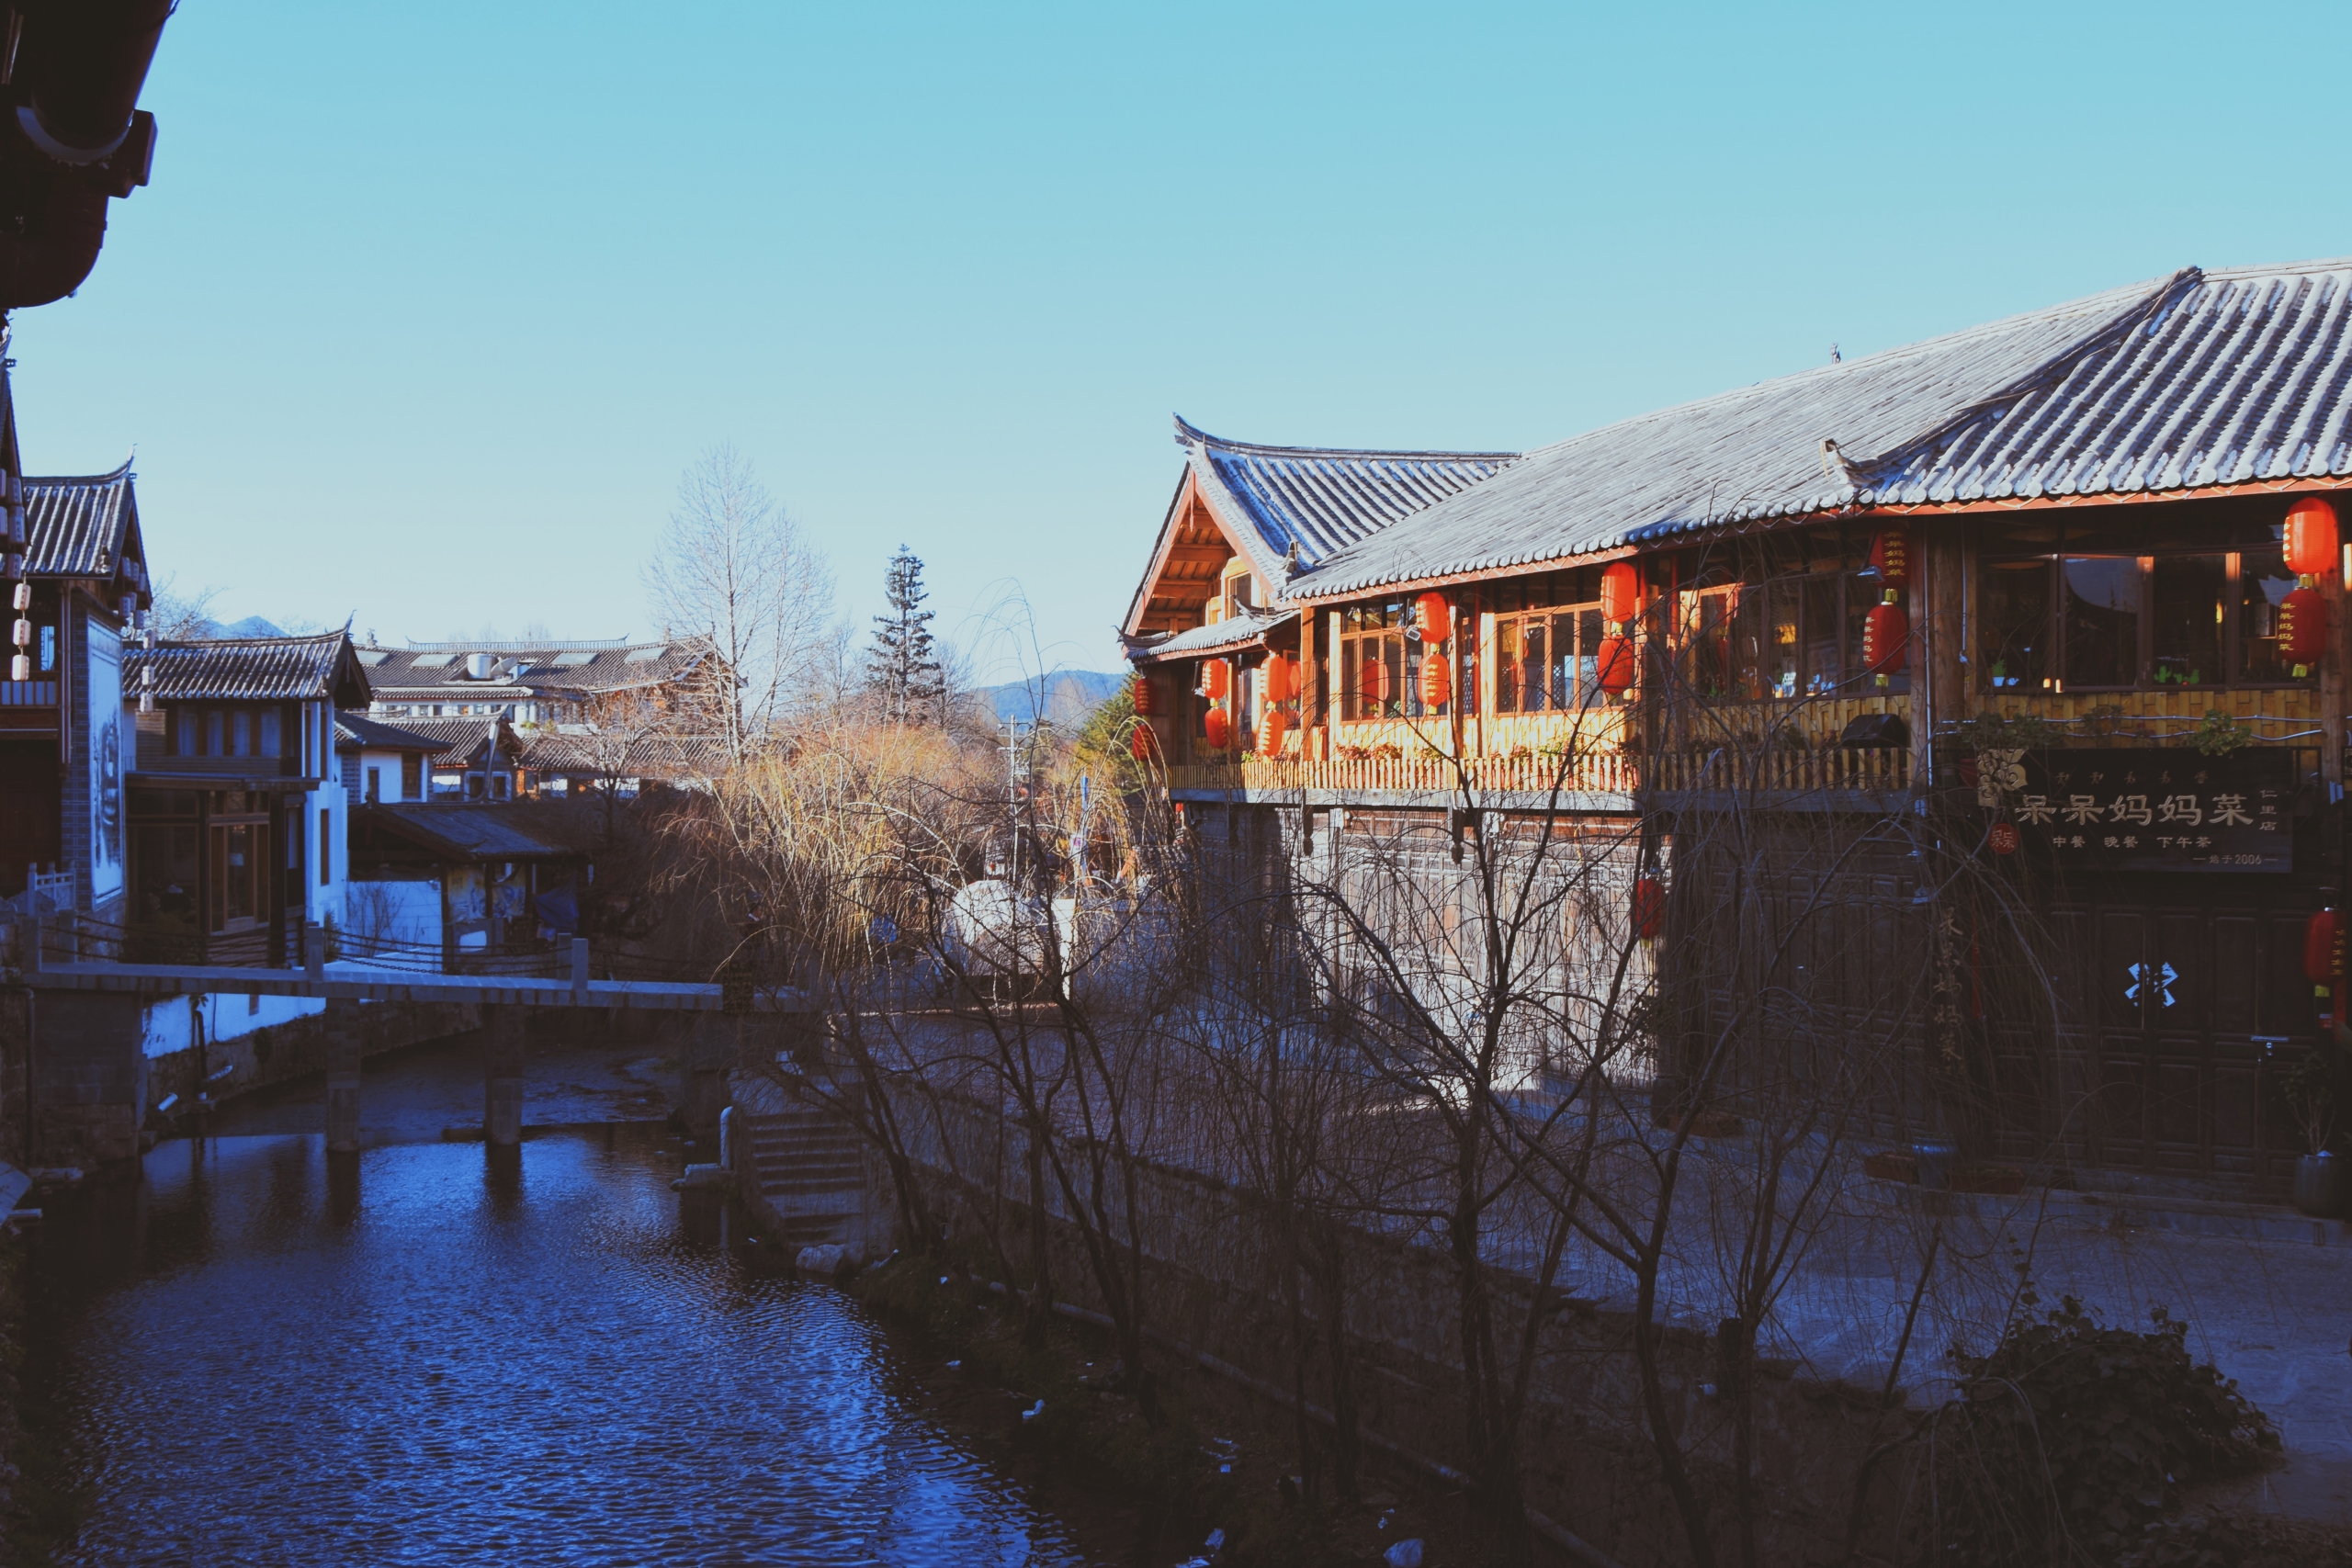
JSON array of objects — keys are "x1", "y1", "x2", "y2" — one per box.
[{"x1": 1993, "y1": 748, "x2": 2302, "y2": 874}]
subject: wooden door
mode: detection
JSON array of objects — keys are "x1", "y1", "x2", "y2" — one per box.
[{"x1": 2042, "y1": 881, "x2": 2318, "y2": 1192}]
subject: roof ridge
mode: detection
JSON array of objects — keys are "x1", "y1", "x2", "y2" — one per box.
[
  {"x1": 23, "y1": 461, "x2": 134, "y2": 486},
  {"x1": 1174, "y1": 413, "x2": 1518, "y2": 463}
]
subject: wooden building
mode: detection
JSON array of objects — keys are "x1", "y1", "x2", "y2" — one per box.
[
  {"x1": 119, "y1": 630, "x2": 371, "y2": 964},
  {"x1": 1, "y1": 456, "x2": 154, "y2": 914},
  {"x1": 1121, "y1": 259, "x2": 2352, "y2": 1198}
]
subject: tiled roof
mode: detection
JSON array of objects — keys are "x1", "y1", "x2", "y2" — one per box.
[
  {"x1": 518, "y1": 730, "x2": 732, "y2": 780},
  {"x1": 1128, "y1": 610, "x2": 1296, "y2": 664},
  {"x1": 125, "y1": 631, "x2": 370, "y2": 704},
  {"x1": 1867, "y1": 262, "x2": 2352, "y2": 504},
  {"x1": 355, "y1": 639, "x2": 701, "y2": 696},
  {"x1": 375, "y1": 716, "x2": 516, "y2": 769},
  {"x1": 355, "y1": 803, "x2": 572, "y2": 861},
  {"x1": 1291, "y1": 276, "x2": 2169, "y2": 598},
  {"x1": 334, "y1": 712, "x2": 444, "y2": 752},
  {"x1": 24, "y1": 464, "x2": 146, "y2": 585},
  {"x1": 1177, "y1": 417, "x2": 1516, "y2": 589},
  {"x1": 1290, "y1": 259, "x2": 2352, "y2": 599}
]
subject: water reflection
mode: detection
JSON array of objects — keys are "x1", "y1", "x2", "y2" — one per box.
[{"x1": 29, "y1": 1126, "x2": 1090, "y2": 1568}]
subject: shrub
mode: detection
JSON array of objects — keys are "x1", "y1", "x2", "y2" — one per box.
[{"x1": 1916, "y1": 1296, "x2": 2278, "y2": 1567}]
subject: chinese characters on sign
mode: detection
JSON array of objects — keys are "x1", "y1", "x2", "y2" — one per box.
[{"x1": 1996, "y1": 749, "x2": 2300, "y2": 874}]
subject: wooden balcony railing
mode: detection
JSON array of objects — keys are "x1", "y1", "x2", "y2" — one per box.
[{"x1": 1164, "y1": 746, "x2": 1911, "y2": 799}]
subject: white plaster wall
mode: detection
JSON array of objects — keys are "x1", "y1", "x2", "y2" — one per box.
[
  {"x1": 300, "y1": 784, "x2": 345, "y2": 927},
  {"x1": 343, "y1": 876, "x2": 441, "y2": 960},
  {"x1": 145, "y1": 991, "x2": 323, "y2": 1056},
  {"x1": 356, "y1": 749, "x2": 417, "y2": 802}
]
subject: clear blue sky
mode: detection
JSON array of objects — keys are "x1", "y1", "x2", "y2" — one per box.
[{"x1": 13, "y1": 1, "x2": 2352, "y2": 680}]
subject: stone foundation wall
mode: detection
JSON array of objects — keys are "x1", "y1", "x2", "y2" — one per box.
[
  {"x1": 142, "y1": 998, "x2": 479, "y2": 1117},
  {"x1": 894, "y1": 1083, "x2": 1903, "y2": 1567}
]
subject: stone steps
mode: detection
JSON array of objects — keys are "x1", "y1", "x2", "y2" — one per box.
[{"x1": 740, "y1": 1111, "x2": 865, "y2": 1200}]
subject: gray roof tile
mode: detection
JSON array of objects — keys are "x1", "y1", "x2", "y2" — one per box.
[
  {"x1": 24, "y1": 464, "x2": 144, "y2": 582},
  {"x1": 1288, "y1": 273, "x2": 2171, "y2": 596},
  {"x1": 125, "y1": 631, "x2": 370, "y2": 704}
]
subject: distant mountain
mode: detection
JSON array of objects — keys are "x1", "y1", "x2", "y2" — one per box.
[
  {"x1": 974, "y1": 670, "x2": 1126, "y2": 727},
  {"x1": 216, "y1": 615, "x2": 287, "y2": 638}
]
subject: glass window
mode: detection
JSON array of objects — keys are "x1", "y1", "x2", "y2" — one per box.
[
  {"x1": 1522, "y1": 617, "x2": 1550, "y2": 710},
  {"x1": 232, "y1": 710, "x2": 252, "y2": 757},
  {"x1": 259, "y1": 707, "x2": 281, "y2": 757},
  {"x1": 2150, "y1": 555, "x2": 2223, "y2": 686},
  {"x1": 1730, "y1": 588, "x2": 1764, "y2": 700},
  {"x1": 1574, "y1": 608, "x2": 1602, "y2": 707},
  {"x1": 174, "y1": 707, "x2": 195, "y2": 756},
  {"x1": 402, "y1": 753, "x2": 422, "y2": 798},
  {"x1": 1765, "y1": 582, "x2": 1799, "y2": 698},
  {"x1": 1802, "y1": 576, "x2": 1841, "y2": 694},
  {"x1": 206, "y1": 710, "x2": 224, "y2": 756},
  {"x1": 2062, "y1": 556, "x2": 2142, "y2": 688},
  {"x1": 1690, "y1": 592, "x2": 1731, "y2": 696},
  {"x1": 2238, "y1": 544, "x2": 2300, "y2": 682},
  {"x1": 1983, "y1": 561, "x2": 2051, "y2": 691},
  {"x1": 37, "y1": 625, "x2": 54, "y2": 672}
]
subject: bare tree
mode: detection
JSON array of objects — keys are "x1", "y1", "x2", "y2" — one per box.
[
  {"x1": 645, "y1": 444, "x2": 832, "y2": 761},
  {"x1": 147, "y1": 574, "x2": 223, "y2": 639}
]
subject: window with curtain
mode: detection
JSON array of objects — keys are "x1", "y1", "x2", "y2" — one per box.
[
  {"x1": 2240, "y1": 545, "x2": 2298, "y2": 683},
  {"x1": 1340, "y1": 603, "x2": 1408, "y2": 719}
]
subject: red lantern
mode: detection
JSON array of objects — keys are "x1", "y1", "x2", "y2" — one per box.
[
  {"x1": 1419, "y1": 649, "x2": 1452, "y2": 710},
  {"x1": 1131, "y1": 675, "x2": 1155, "y2": 716},
  {"x1": 1869, "y1": 528, "x2": 1911, "y2": 591},
  {"x1": 2306, "y1": 908, "x2": 2344, "y2": 1024},
  {"x1": 1596, "y1": 634, "x2": 1637, "y2": 695},
  {"x1": 1129, "y1": 723, "x2": 1157, "y2": 762},
  {"x1": 1600, "y1": 562, "x2": 1640, "y2": 626},
  {"x1": 1262, "y1": 655, "x2": 1292, "y2": 705},
  {"x1": 2279, "y1": 584, "x2": 2327, "y2": 671},
  {"x1": 1415, "y1": 592, "x2": 1451, "y2": 644},
  {"x1": 2286, "y1": 498, "x2": 2338, "y2": 581},
  {"x1": 1204, "y1": 660, "x2": 1229, "y2": 701},
  {"x1": 1361, "y1": 655, "x2": 1391, "y2": 706},
  {"x1": 1204, "y1": 707, "x2": 1233, "y2": 750},
  {"x1": 1632, "y1": 876, "x2": 1664, "y2": 942},
  {"x1": 1259, "y1": 708, "x2": 1287, "y2": 758},
  {"x1": 1988, "y1": 822, "x2": 2019, "y2": 856},
  {"x1": 1862, "y1": 592, "x2": 1908, "y2": 681}
]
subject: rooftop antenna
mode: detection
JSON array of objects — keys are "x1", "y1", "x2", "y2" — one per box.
[{"x1": 1829, "y1": 343, "x2": 1841, "y2": 363}]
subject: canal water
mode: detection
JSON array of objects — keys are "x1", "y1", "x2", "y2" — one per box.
[{"x1": 19, "y1": 1077, "x2": 1102, "y2": 1564}]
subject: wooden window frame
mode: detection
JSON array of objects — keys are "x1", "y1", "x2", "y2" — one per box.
[{"x1": 1979, "y1": 548, "x2": 2305, "y2": 694}]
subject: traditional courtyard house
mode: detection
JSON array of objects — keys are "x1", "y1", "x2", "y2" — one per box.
[
  {"x1": 355, "y1": 637, "x2": 703, "y2": 728},
  {"x1": 345, "y1": 801, "x2": 589, "y2": 966},
  {"x1": 1, "y1": 459, "x2": 153, "y2": 913},
  {"x1": 334, "y1": 712, "x2": 444, "y2": 805},
  {"x1": 364, "y1": 715, "x2": 526, "y2": 800},
  {"x1": 120, "y1": 629, "x2": 371, "y2": 965},
  {"x1": 1124, "y1": 258, "x2": 2352, "y2": 1200}
]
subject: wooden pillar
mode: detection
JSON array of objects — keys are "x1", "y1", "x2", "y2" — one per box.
[
  {"x1": 2324, "y1": 521, "x2": 2346, "y2": 896},
  {"x1": 1297, "y1": 606, "x2": 1320, "y2": 757},
  {"x1": 323, "y1": 997, "x2": 362, "y2": 1153},
  {"x1": 482, "y1": 1002, "x2": 523, "y2": 1146},
  {"x1": 1922, "y1": 519, "x2": 1966, "y2": 788}
]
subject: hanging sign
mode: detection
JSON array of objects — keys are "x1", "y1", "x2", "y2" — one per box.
[{"x1": 2000, "y1": 748, "x2": 2300, "y2": 874}]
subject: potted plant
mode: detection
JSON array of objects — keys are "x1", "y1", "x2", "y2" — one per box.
[{"x1": 2277, "y1": 1050, "x2": 2346, "y2": 1216}]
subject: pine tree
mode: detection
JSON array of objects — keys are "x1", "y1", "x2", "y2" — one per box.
[{"x1": 865, "y1": 545, "x2": 945, "y2": 724}]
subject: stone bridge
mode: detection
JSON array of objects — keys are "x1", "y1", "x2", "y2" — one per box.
[{"x1": 13, "y1": 916, "x2": 807, "y2": 1161}]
